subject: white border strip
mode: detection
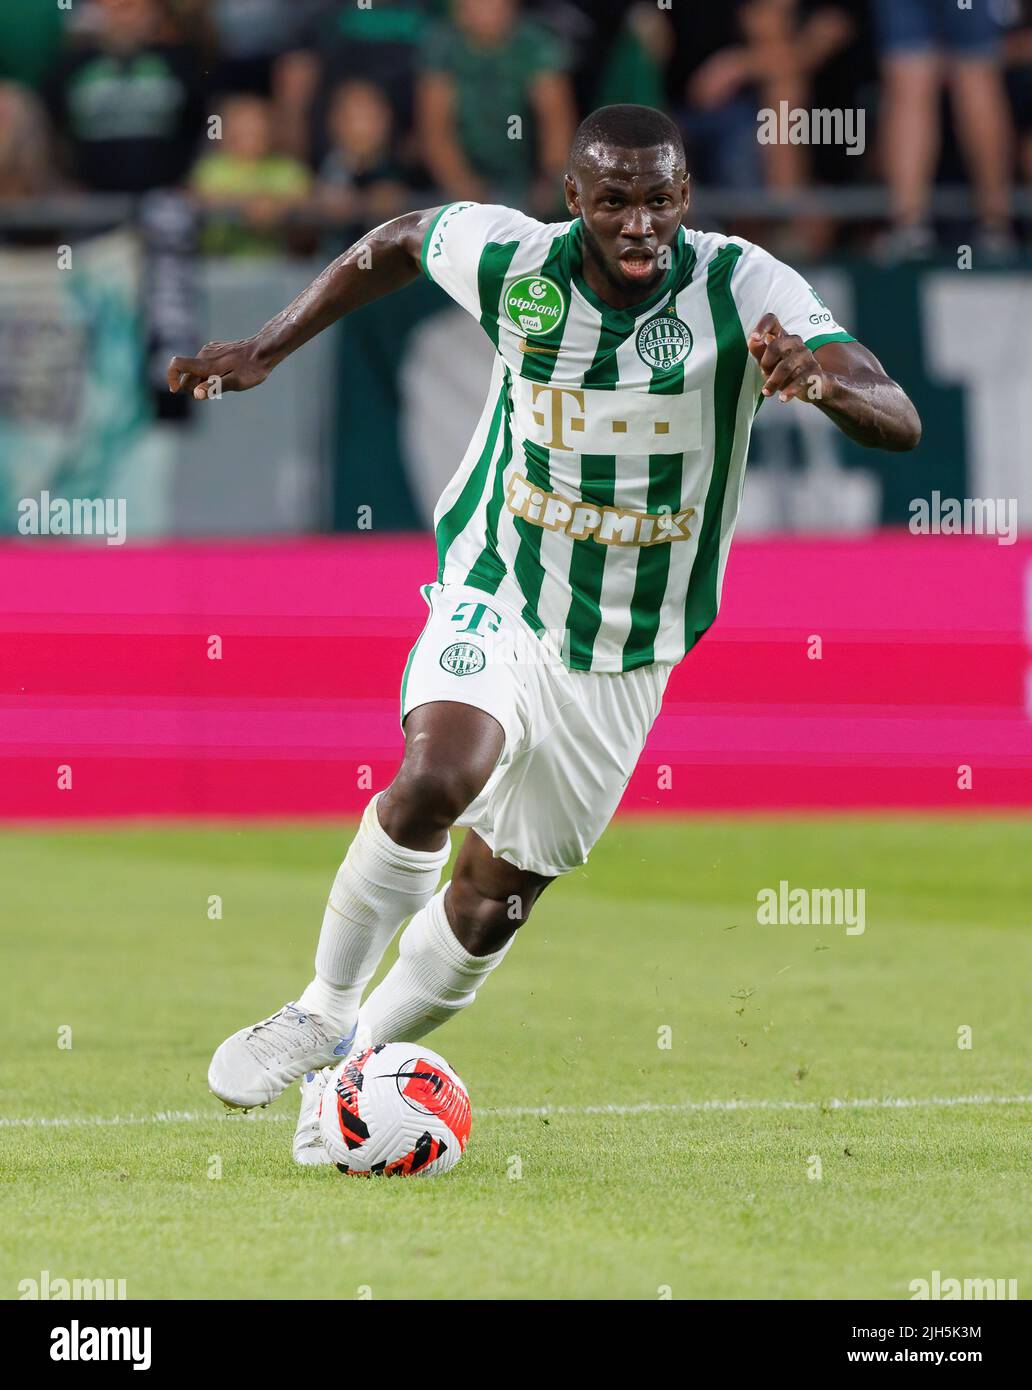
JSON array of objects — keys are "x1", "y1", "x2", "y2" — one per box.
[{"x1": 1, "y1": 1093, "x2": 1030, "y2": 1130}]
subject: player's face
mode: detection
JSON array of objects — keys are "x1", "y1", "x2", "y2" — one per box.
[{"x1": 566, "y1": 145, "x2": 689, "y2": 300}]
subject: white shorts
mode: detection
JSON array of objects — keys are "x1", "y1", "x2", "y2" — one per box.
[{"x1": 400, "y1": 582, "x2": 672, "y2": 877}]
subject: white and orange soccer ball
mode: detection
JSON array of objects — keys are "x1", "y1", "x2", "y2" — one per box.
[{"x1": 318, "y1": 1042, "x2": 471, "y2": 1177}]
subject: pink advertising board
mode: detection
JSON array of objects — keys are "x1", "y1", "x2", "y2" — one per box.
[{"x1": 1, "y1": 535, "x2": 1029, "y2": 819}]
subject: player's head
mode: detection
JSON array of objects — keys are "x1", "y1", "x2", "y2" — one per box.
[{"x1": 565, "y1": 105, "x2": 689, "y2": 299}]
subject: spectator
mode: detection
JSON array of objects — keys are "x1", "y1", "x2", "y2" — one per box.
[
  {"x1": 593, "y1": 3, "x2": 670, "y2": 111},
  {"x1": 418, "y1": 0, "x2": 576, "y2": 215},
  {"x1": 746, "y1": 1, "x2": 864, "y2": 186},
  {"x1": 278, "y1": 0, "x2": 431, "y2": 167},
  {"x1": 207, "y1": 0, "x2": 308, "y2": 96},
  {"x1": 316, "y1": 81, "x2": 410, "y2": 244},
  {"x1": 872, "y1": 0, "x2": 1014, "y2": 256},
  {"x1": 556, "y1": 1, "x2": 668, "y2": 113},
  {"x1": 204, "y1": 0, "x2": 323, "y2": 165},
  {"x1": 743, "y1": 0, "x2": 871, "y2": 254},
  {"x1": 0, "y1": 0, "x2": 70, "y2": 92},
  {"x1": 660, "y1": 0, "x2": 769, "y2": 192},
  {"x1": 192, "y1": 93, "x2": 311, "y2": 255},
  {"x1": 1003, "y1": 0, "x2": 1032, "y2": 190},
  {"x1": 46, "y1": 0, "x2": 207, "y2": 194},
  {"x1": 662, "y1": 0, "x2": 867, "y2": 248},
  {"x1": 0, "y1": 82, "x2": 56, "y2": 199}
]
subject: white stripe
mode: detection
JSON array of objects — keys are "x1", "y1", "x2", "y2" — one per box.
[{"x1": 3, "y1": 1093, "x2": 1029, "y2": 1130}]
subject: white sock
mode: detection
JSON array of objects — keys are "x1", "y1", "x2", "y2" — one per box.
[
  {"x1": 356, "y1": 885, "x2": 515, "y2": 1045},
  {"x1": 297, "y1": 795, "x2": 450, "y2": 1033}
]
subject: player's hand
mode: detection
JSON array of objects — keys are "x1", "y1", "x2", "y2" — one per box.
[
  {"x1": 167, "y1": 338, "x2": 271, "y2": 400},
  {"x1": 747, "y1": 313, "x2": 824, "y2": 403}
]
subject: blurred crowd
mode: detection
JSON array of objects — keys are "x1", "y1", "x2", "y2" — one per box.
[{"x1": 1, "y1": 0, "x2": 1032, "y2": 258}]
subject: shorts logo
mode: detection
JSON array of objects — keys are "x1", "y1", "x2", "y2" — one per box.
[
  {"x1": 504, "y1": 275, "x2": 566, "y2": 337},
  {"x1": 450, "y1": 601, "x2": 501, "y2": 636},
  {"x1": 440, "y1": 642, "x2": 486, "y2": 676},
  {"x1": 636, "y1": 314, "x2": 693, "y2": 368}
]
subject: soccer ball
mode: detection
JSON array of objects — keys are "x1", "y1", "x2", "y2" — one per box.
[{"x1": 319, "y1": 1042, "x2": 471, "y2": 1177}]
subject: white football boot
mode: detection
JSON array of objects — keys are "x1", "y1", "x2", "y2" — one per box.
[
  {"x1": 292, "y1": 1067, "x2": 334, "y2": 1166},
  {"x1": 208, "y1": 1003, "x2": 356, "y2": 1110}
]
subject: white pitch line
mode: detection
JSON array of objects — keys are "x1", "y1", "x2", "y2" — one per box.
[
  {"x1": 1, "y1": 1093, "x2": 1030, "y2": 1131},
  {"x1": 493, "y1": 1094, "x2": 1032, "y2": 1117}
]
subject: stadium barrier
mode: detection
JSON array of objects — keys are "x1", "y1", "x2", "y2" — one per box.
[{"x1": 2, "y1": 535, "x2": 1029, "y2": 820}]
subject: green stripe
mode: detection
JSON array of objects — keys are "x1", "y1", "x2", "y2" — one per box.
[
  {"x1": 464, "y1": 369, "x2": 514, "y2": 593},
  {"x1": 581, "y1": 306, "x2": 635, "y2": 386},
  {"x1": 476, "y1": 240, "x2": 520, "y2": 347},
  {"x1": 682, "y1": 244, "x2": 749, "y2": 654},
  {"x1": 506, "y1": 234, "x2": 572, "y2": 632},
  {"x1": 434, "y1": 385, "x2": 504, "y2": 581},
  {"x1": 512, "y1": 440, "x2": 549, "y2": 632},
  {"x1": 622, "y1": 451, "x2": 683, "y2": 669},
  {"x1": 805, "y1": 329, "x2": 855, "y2": 351},
  {"x1": 564, "y1": 453, "x2": 616, "y2": 668},
  {"x1": 620, "y1": 276, "x2": 698, "y2": 669},
  {"x1": 400, "y1": 585, "x2": 435, "y2": 719},
  {"x1": 514, "y1": 233, "x2": 572, "y2": 383}
]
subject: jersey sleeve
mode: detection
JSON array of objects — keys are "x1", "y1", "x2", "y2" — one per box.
[
  {"x1": 420, "y1": 201, "x2": 538, "y2": 319},
  {"x1": 730, "y1": 240, "x2": 856, "y2": 353}
]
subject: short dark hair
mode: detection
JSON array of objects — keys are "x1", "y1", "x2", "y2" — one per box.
[{"x1": 569, "y1": 104, "x2": 685, "y2": 168}]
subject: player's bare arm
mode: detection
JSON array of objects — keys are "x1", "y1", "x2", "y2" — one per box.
[
  {"x1": 166, "y1": 207, "x2": 444, "y2": 400},
  {"x1": 747, "y1": 313, "x2": 922, "y2": 452}
]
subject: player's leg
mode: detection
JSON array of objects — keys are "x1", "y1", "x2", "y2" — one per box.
[
  {"x1": 209, "y1": 699, "x2": 505, "y2": 1109},
  {"x1": 375, "y1": 701, "x2": 506, "y2": 852},
  {"x1": 293, "y1": 699, "x2": 505, "y2": 1025},
  {"x1": 348, "y1": 662, "x2": 674, "y2": 1051},
  {"x1": 292, "y1": 655, "x2": 672, "y2": 1162},
  {"x1": 355, "y1": 827, "x2": 553, "y2": 1045},
  {"x1": 293, "y1": 830, "x2": 552, "y2": 1163}
]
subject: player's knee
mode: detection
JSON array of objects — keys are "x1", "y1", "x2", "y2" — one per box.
[
  {"x1": 384, "y1": 758, "x2": 486, "y2": 837},
  {"x1": 447, "y1": 873, "x2": 546, "y2": 956}
]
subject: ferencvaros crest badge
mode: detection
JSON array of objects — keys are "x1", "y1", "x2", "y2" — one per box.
[
  {"x1": 440, "y1": 642, "x2": 486, "y2": 676},
  {"x1": 636, "y1": 314, "x2": 693, "y2": 368}
]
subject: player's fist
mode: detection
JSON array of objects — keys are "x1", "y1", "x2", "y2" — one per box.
[
  {"x1": 167, "y1": 338, "x2": 271, "y2": 400},
  {"x1": 747, "y1": 313, "x2": 824, "y2": 403}
]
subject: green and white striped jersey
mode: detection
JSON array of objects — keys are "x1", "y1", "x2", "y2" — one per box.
[{"x1": 421, "y1": 201, "x2": 854, "y2": 672}]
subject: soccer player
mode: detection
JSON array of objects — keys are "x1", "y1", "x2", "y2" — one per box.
[{"x1": 169, "y1": 105, "x2": 920, "y2": 1162}]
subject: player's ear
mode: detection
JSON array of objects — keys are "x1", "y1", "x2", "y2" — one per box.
[
  {"x1": 681, "y1": 171, "x2": 691, "y2": 215},
  {"x1": 563, "y1": 173, "x2": 579, "y2": 217}
]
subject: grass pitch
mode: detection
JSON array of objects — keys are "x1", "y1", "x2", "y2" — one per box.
[{"x1": 1, "y1": 816, "x2": 1030, "y2": 1301}]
